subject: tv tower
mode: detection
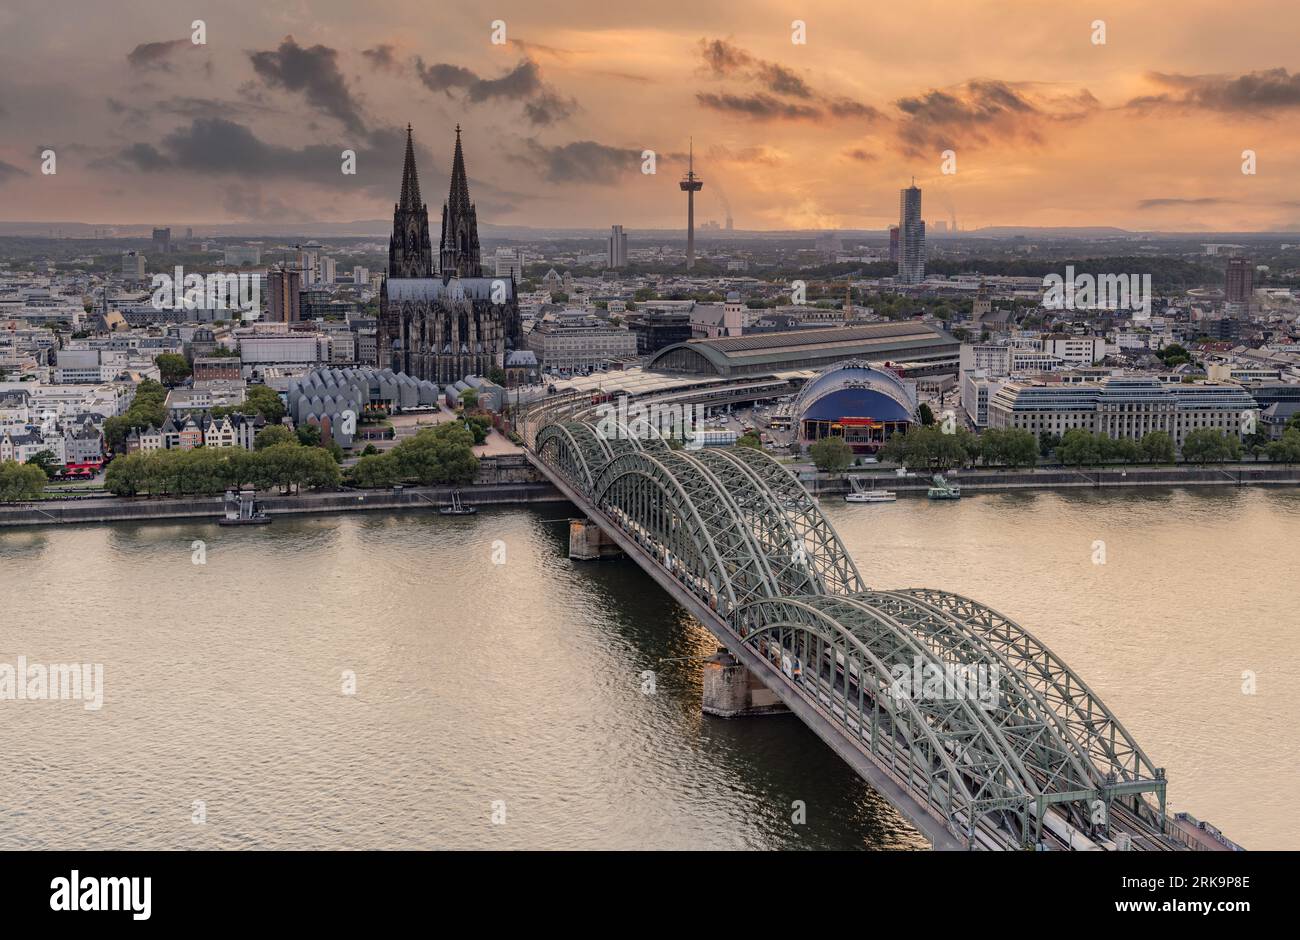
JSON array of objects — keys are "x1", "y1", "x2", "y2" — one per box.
[{"x1": 679, "y1": 138, "x2": 704, "y2": 270}]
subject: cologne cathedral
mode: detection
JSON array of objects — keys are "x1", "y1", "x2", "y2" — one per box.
[{"x1": 377, "y1": 125, "x2": 521, "y2": 383}]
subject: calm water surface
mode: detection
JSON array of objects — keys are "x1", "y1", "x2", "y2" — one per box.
[{"x1": 1, "y1": 485, "x2": 1295, "y2": 849}]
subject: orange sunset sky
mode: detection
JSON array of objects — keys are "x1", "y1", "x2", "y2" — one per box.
[{"x1": 1, "y1": 0, "x2": 1298, "y2": 231}]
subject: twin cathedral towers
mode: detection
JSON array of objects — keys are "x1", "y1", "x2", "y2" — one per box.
[{"x1": 378, "y1": 125, "x2": 521, "y2": 383}]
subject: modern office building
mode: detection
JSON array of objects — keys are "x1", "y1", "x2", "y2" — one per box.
[
  {"x1": 493, "y1": 248, "x2": 523, "y2": 280},
  {"x1": 897, "y1": 183, "x2": 925, "y2": 284},
  {"x1": 267, "y1": 266, "x2": 303, "y2": 323},
  {"x1": 151, "y1": 227, "x2": 171, "y2": 254},
  {"x1": 987, "y1": 376, "x2": 1258, "y2": 448},
  {"x1": 888, "y1": 226, "x2": 900, "y2": 264},
  {"x1": 1225, "y1": 258, "x2": 1254, "y2": 307},
  {"x1": 120, "y1": 251, "x2": 146, "y2": 282},
  {"x1": 607, "y1": 225, "x2": 628, "y2": 269}
]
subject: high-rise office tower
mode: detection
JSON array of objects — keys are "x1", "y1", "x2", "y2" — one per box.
[
  {"x1": 151, "y1": 227, "x2": 171, "y2": 254},
  {"x1": 268, "y1": 266, "x2": 303, "y2": 323},
  {"x1": 121, "y1": 251, "x2": 146, "y2": 281},
  {"x1": 1225, "y1": 257, "x2": 1254, "y2": 306},
  {"x1": 888, "y1": 226, "x2": 900, "y2": 264},
  {"x1": 319, "y1": 256, "x2": 337, "y2": 285},
  {"x1": 898, "y1": 183, "x2": 925, "y2": 284},
  {"x1": 607, "y1": 225, "x2": 628, "y2": 268}
]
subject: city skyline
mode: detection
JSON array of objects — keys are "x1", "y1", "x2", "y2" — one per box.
[{"x1": 1, "y1": 1, "x2": 1299, "y2": 232}]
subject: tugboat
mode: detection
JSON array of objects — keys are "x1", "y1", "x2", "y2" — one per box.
[
  {"x1": 845, "y1": 476, "x2": 897, "y2": 503},
  {"x1": 439, "y1": 489, "x2": 478, "y2": 516},
  {"x1": 926, "y1": 474, "x2": 962, "y2": 500},
  {"x1": 218, "y1": 488, "x2": 271, "y2": 525}
]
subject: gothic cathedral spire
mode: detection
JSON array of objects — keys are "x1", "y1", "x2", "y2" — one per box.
[
  {"x1": 439, "y1": 124, "x2": 483, "y2": 279},
  {"x1": 388, "y1": 124, "x2": 434, "y2": 277}
]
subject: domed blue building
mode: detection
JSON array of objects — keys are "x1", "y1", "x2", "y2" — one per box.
[{"x1": 792, "y1": 360, "x2": 918, "y2": 453}]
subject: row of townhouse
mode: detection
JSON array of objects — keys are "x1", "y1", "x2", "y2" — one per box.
[
  {"x1": 124, "y1": 412, "x2": 264, "y2": 453},
  {"x1": 0, "y1": 415, "x2": 104, "y2": 465}
]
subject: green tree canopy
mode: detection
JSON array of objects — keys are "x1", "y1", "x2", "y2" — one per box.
[
  {"x1": 809, "y1": 436, "x2": 854, "y2": 473},
  {"x1": 0, "y1": 460, "x2": 48, "y2": 501}
]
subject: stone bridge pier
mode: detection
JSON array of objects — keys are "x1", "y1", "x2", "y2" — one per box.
[{"x1": 702, "y1": 649, "x2": 790, "y2": 718}]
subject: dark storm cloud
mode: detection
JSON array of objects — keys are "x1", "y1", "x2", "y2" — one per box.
[
  {"x1": 99, "y1": 118, "x2": 417, "y2": 198},
  {"x1": 412, "y1": 57, "x2": 575, "y2": 125},
  {"x1": 696, "y1": 38, "x2": 874, "y2": 121},
  {"x1": 516, "y1": 139, "x2": 643, "y2": 184},
  {"x1": 1137, "y1": 197, "x2": 1226, "y2": 209},
  {"x1": 248, "y1": 36, "x2": 366, "y2": 134},
  {"x1": 127, "y1": 39, "x2": 189, "y2": 71},
  {"x1": 892, "y1": 80, "x2": 1071, "y2": 156},
  {"x1": 696, "y1": 92, "x2": 821, "y2": 121},
  {"x1": 115, "y1": 143, "x2": 172, "y2": 171},
  {"x1": 0, "y1": 160, "x2": 29, "y2": 184},
  {"x1": 1128, "y1": 69, "x2": 1300, "y2": 113},
  {"x1": 361, "y1": 44, "x2": 399, "y2": 71},
  {"x1": 525, "y1": 92, "x2": 577, "y2": 126},
  {"x1": 700, "y1": 38, "x2": 752, "y2": 77},
  {"x1": 843, "y1": 148, "x2": 878, "y2": 162},
  {"x1": 758, "y1": 63, "x2": 812, "y2": 99}
]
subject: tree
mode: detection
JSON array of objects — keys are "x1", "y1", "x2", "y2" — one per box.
[
  {"x1": 243, "y1": 384, "x2": 286, "y2": 424},
  {"x1": 487, "y1": 366, "x2": 508, "y2": 386},
  {"x1": 0, "y1": 460, "x2": 48, "y2": 501},
  {"x1": 1038, "y1": 431, "x2": 1061, "y2": 459},
  {"x1": 360, "y1": 443, "x2": 379, "y2": 456},
  {"x1": 349, "y1": 452, "x2": 402, "y2": 488},
  {"x1": 254, "y1": 425, "x2": 296, "y2": 450},
  {"x1": 1139, "y1": 431, "x2": 1175, "y2": 464},
  {"x1": 918, "y1": 402, "x2": 935, "y2": 426},
  {"x1": 1181, "y1": 428, "x2": 1239, "y2": 464},
  {"x1": 980, "y1": 428, "x2": 1037, "y2": 468},
  {"x1": 154, "y1": 353, "x2": 192, "y2": 386},
  {"x1": 1266, "y1": 428, "x2": 1300, "y2": 464},
  {"x1": 459, "y1": 388, "x2": 479, "y2": 411},
  {"x1": 459, "y1": 414, "x2": 491, "y2": 445},
  {"x1": 295, "y1": 424, "x2": 322, "y2": 448},
  {"x1": 1058, "y1": 428, "x2": 1102, "y2": 467},
  {"x1": 809, "y1": 436, "x2": 853, "y2": 473},
  {"x1": 27, "y1": 449, "x2": 60, "y2": 479},
  {"x1": 736, "y1": 432, "x2": 762, "y2": 450},
  {"x1": 387, "y1": 424, "x2": 478, "y2": 485}
]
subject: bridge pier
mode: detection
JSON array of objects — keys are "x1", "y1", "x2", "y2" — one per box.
[
  {"x1": 568, "y1": 518, "x2": 624, "y2": 560},
  {"x1": 702, "y1": 650, "x2": 790, "y2": 718}
]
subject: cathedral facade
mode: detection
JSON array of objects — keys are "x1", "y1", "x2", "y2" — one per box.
[{"x1": 377, "y1": 126, "x2": 520, "y2": 384}]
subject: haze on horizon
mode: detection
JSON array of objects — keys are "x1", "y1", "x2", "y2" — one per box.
[{"x1": 1, "y1": 0, "x2": 1298, "y2": 233}]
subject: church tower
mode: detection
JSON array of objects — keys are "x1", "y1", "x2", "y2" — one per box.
[
  {"x1": 388, "y1": 125, "x2": 434, "y2": 277},
  {"x1": 439, "y1": 125, "x2": 483, "y2": 279}
]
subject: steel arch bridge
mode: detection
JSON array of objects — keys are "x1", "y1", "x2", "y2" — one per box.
[{"x1": 524, "y1": 408, "x2": 1179, "y2": 851}]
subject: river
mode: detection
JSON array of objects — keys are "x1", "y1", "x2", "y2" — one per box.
[{"x1": 1, "y1": 485, "x2": 1294, "y2": 849}]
